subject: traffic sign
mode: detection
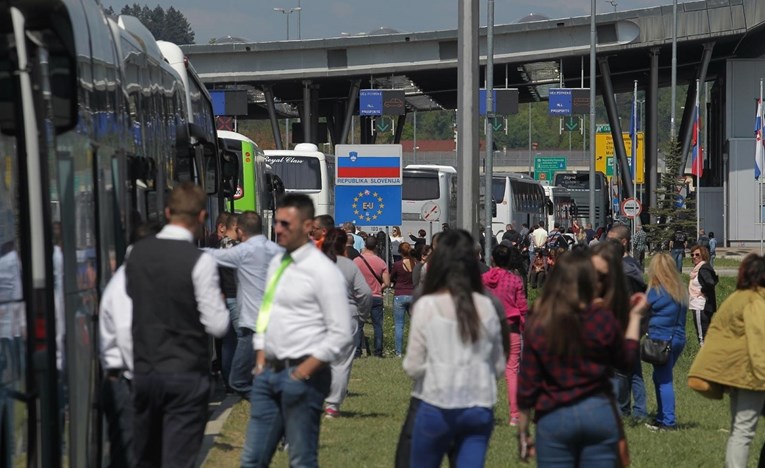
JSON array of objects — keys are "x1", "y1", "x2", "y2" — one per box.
[
  {"x1": 480, "y1": 88, "x2": 519, "y2": 116},
  {"x1": 620, "y1": 197, "x2": 642, "y2": 218},
  {"x1": 335, "y1": 144, "x2": 403, "y2": 226},
  {"x1": 595, "y1": 132, "x2": 645, "y2": 184},
  {"x1": 490, "y1": 117, "x2": 503, "y2": 132},
  {"x1": 359, "y1": 89, "x2": 406, "y2": 116},
  {"x1": 596, "y1": 124, "x2": 611, "y2": 133},
  {"x1": 548, "y1": 88, "x2": 590, "y2": 115},
  {"x1": 335, "y1": 185, "x2": 402, "y2": 226},
  {"x1": 534, "y1": 156, "x2": 567, "y2": 181},
  {"x1": 564, "y1": 116, "x2": 580, "y2": 132},
  {"x1": 335, "y1": 144, "x2": 402, "y2": 186},
  {"x1": 375, "y1": 117, "x2": 392, "y2": 133}
]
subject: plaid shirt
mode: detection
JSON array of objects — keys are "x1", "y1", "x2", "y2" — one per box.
[{"x1": 518, "y1": 305, "x2": 638, "y2": 418}]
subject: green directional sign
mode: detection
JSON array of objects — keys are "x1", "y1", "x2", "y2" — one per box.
[
  {"x1": 564, "y1": 116, "x2": 580, "y2": 132},
  {"x1": 375, "y1": 117, "x2": 391, "y2": 133},
  {"x1": 491, "y1": 117, "x2": 503, "y2": 132},
  {"x1": 596, "y1": 124, "x2": 611, "y2": 133},
  {"x1": 534, "y1": 156, "x2": 567, "y2": 181}
]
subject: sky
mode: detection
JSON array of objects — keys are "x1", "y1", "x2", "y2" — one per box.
[{"x1": 101, "y1": 0, "x2": 680, "y2": 44}]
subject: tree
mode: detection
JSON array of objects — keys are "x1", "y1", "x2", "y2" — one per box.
[
  {"x1": 647, "y1": 138, "x2": 697, "y2": 249},
  {"x1": 106, "y1": 3, "x2": 195, "y2": 44}
]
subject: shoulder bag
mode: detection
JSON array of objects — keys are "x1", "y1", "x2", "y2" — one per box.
[
  {"x1": 640, "y1": 302, "x2": 681, "y2": 366},
  {"x1": 358, "y1": 254, "x2": 384, "y2": 286}
]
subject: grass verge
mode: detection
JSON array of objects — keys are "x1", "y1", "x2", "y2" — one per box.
[{"x1": 206, "y1": 276, "x2": 764, "y2": 467}]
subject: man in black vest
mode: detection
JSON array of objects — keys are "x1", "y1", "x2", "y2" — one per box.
[{"x1": 126, "y1": 182, "x2": 229, "y2": 468}]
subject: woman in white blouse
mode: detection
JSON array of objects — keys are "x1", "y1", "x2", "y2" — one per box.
[{"x1": 403, "y1": 229, "x2": 505, "y2": 468}]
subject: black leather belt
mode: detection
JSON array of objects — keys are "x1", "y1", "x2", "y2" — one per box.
[{"x1": 267, "y1": 355, "x2": 309, "y2": 372}]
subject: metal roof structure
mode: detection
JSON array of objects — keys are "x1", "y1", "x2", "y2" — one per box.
[{"x1": 181, "y1": 0, "x2": 765, "y2": 118}]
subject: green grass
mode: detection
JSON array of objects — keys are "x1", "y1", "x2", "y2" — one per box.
[{"x1": 205, "y1": 276, "x2": 765, "y2": 467}]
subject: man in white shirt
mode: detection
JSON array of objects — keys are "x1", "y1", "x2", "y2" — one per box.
[
  {"x1": 126, "y1": 183, "x2": 229, "y2": 468},
  {"x1": 532, "y1": 221, "x2": 549, "y2": 250},
  {"x1": 99, "y1": 222, "x2": 160, "y2": 468},
  {"x1": 242, "y1": 194, "x2": 351, "y2": 468}
]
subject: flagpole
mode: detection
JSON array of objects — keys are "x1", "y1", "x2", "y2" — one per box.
[
  {"x1": 696, "y1": 79, "x2": 700, "y2": 244},
  {"x1": 632, "y1": 80, "x2": 638, "y2": 246}
]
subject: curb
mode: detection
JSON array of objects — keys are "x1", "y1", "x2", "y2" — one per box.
[{"x1": 195, "y1": 394, "x2": 242, "y2": 467}]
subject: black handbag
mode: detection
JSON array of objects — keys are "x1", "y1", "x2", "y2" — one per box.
[
  {"x1": 640, "y1": 300, "x2": 682, "y2": 366},
  {"x1": 640, "y1": 337, "x2": 671, "y2": 365}
]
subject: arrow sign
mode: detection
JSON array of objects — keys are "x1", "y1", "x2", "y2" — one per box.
[
  {"x1": 492, "y1": 117, "x2": 503, "y2": 132},
  {"x1": 375, "y1": 118, "x2": 390, "y2": 133},
  {"x1": 564, "y1": 116, "x2": 579, "y2": 132}
]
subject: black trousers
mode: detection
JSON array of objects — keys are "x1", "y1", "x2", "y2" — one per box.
[
  {"x1": 133, "y1": 372, "x2": 211, "y2": 468},
  {"x1": 102, "y1": 375, "x2": 134, "y2": 468}
]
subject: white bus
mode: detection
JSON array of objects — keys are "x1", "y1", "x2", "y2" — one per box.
[
  {"x1": 399, "y1": 165, "x2": 457, "y2": 241},
  {"x1": 491, "y1": 173, "x2": 546, "y2": 239},
  {"x1": 264, "y1": 143, "x2": 335, "y2": 216},
  {"x1": 542, "y1": 184, "x2": 577, "y2": 231}
]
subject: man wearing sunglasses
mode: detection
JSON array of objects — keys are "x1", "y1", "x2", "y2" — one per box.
[{"x1": 243, "y1": 194, "x2": 350, "y2": 468}]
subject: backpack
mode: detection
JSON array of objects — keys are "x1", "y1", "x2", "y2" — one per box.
[{"x1": 698, "y1": 235, "x2": 710, "y2": 249}]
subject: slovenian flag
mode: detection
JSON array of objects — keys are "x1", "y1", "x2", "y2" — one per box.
[
  {"x1": 691, "y1": 103, "x2": 702, "y2": 178},
  {"x1": 337, "y1": 153, "x2": 401, "y2": 178},
  {"x1": 756, "y1": 98, "x2": 765, "y2": 180}
]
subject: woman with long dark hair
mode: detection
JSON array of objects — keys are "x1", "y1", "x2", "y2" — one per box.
[
  {"x1": 482, "y1": 245, "x2": 527, "y2": 426},
  {"x1": 403, "y1": 230, "x2": 504, "y2": 467},
  {"x1": 320, "y1": 228, "x2": 372, "y2": 418},
  {"x1": 391, "y1": 242, "x2": 416, "y2": 357},
  {"x1": 517, "y1": 250, "x2": 647, "y2": 466}
]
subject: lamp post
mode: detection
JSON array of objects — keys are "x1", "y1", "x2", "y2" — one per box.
[
  {"x1": 273, "y1": 7, "x2": 301, "y2": 40},
  {"x1": 297, "y1": 0, "x2": 301, "y2": 40},
  {"x1": 606, "y1": 0, "x2": 617, "y2": 13}
]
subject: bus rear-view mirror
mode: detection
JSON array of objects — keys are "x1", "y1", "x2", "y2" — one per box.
[{"x1": 220, "y1": 149, "x2": 238, "y2": 199}]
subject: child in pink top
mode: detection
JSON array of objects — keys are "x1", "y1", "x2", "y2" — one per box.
[{"x1": 482, "y1": 245, "x2": 528, "y2": 425}]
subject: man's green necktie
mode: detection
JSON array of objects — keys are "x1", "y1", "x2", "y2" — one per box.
[{"x1": 255, "y1": 254, "x2": 294, "y2": 335}]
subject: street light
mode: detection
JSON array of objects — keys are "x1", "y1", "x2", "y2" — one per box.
[
  {"x1": 606, "y1": 0, "x2": 617, "y2": 13},
  {"x1": 273, "y1": 7, "x2": 301, "y2": 40}
]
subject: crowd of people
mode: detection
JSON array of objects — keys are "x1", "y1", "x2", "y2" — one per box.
[{"x1": 100, "y1": 185, "x2": 765, "y2": 467}]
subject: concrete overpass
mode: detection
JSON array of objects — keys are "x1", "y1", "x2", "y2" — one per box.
[{"x1": 181, "y1": 0, "x2": 765, "y2": 244}]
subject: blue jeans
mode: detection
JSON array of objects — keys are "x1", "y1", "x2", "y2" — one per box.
[
  {"x1": 671, "y1": 248, "x2": 684, "y2": 272},
  {"x1": 410, "y1": 401, "x2": 493, "y2": 468},
  {"x1": 221, "y1": 298, "x2": 238, "y2": 388},
  {"x1": 370, "y1": 296, "x2": 384, "y2": 357},
  {"x1": 241, "y1": 366, "x2": 331, "y2": 468},
  {"x1": 613, "y1": 353, "x2": 647, "y2": 419},
  {"x1": 229, "y1": 327, "x2": 254, "y2": 397},
  {"x1": 536, "y1": 394, "x2": 620, "y2": 468},
  {"x1": 393, "y1": 295, "x2": 412, "y2": 355},
  {"x1": 652, "y1": 337, "x2": 685, "y2": 427},
  {"x1": 354, "y1": 316, "x2": 365, "y2": 357}
]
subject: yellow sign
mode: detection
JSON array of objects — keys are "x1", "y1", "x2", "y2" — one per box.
[{"x1": 595, "y1": 132, "x2": 645, "y2": 184}]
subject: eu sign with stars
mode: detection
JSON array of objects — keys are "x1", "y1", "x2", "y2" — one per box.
[
  {"x1": 335, "y1": 186, "x2": 402, "y2": 227},
  {"x1": 335, "y1": 144, "x2": 403, "y2": 227}
]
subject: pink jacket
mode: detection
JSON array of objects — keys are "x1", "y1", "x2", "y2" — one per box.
[{"x1": 482, "y1": 267, "x2": 528, "y2": 329}]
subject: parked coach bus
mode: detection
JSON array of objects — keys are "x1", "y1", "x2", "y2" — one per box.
[
  {"x1": 0, "y1": 3, "x2": 230, "y2": 466},
  {"x1": 264, "y1": 143, "x2": 335, "y2": 217}
]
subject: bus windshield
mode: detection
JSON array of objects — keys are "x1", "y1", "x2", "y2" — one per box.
[
  {"x1": 403, "y1": 173, "x2": 439, "y2": 200},
  {"x1": 265, "y1": 156, "x2": 321, "y2": 190},
  {"x1": 491, "y1": 178, "x2": 506, "y2": 203},
  {"x1": 554, "y1": 173, "x2": 603, "y2": 190}
]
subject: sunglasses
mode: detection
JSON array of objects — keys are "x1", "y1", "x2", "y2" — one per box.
[{"x1": 692, "y1": 253, "x2": 702, "y2": 258}]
